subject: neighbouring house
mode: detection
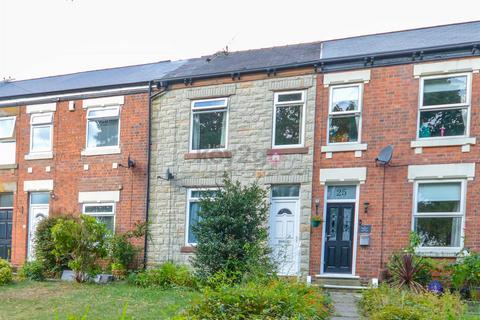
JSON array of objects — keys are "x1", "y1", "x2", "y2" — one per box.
[{"x1": 0, "y1": 61, "x2": 182, "y2": 265}]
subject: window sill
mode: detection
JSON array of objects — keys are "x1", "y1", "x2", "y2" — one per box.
[
  {"x1": 184, "y1": 151, "x2": 232, "y2": 160},
  {"x1": 180, "y1": 246, "x2": 196, "y2": 253},
  {"x1": 0, "y1": 164, "x2": 17, "y2": 170},
  {"x1": 416, "y1": 249, "x2": 460, "y2": 258},
  {"x1": 81, "y1": 147, "x2": 121, "y2": 156},
  {"x1": 266, "y1": 147, "x2": 309, "y2": 155},
  {"x1": 321, "y1": 143, "x2": 367, "y2": 158},
  {"x1": 25, "y1": 152, "x2": 53, "y2": 160},
  {"x1": 411, "y1": 137, "x2": 476, "y2": 153}
]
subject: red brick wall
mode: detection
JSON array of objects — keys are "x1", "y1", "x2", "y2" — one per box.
[
  {"x1": 311, "y1": 63, "x2": 480, "y2": 280},
  {"x1": 8, "y1": 94, "x2": 149, "y2": 266}
]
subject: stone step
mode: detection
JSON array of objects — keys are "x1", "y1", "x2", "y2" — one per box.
[{"x1": 314, "y1": 276, "x2": 362, "y2": 287}]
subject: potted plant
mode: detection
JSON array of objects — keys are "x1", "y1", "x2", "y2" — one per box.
[
  {"x1": 311, "y1": 216, "x2": 323, "y2": 228},
  {"x1": 111, "y1": 262, "x2": 126, "y2": 279}
]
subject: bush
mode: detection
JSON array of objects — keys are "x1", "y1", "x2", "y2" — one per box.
[
  {"x1": 0, "y1": 258, "x2": 12, "y2": 285},
  {"x1": 360, "y1": 284, "x2": 466, "y2": 320},
  {"x1": 51, "y1": 215, "x2": 109, "y2": 282},
  {"x1": 19, "y1": 260, "x2": 45, "y2": 281},
  {"x1": 176, "y1": 280, "x2": 331, "y2": 320},
  {"x1": 192, "y1": 175, "x2": 273, "y2": 282},
  {"x1": 34, "y1": 215, "x2": 76, "y2": 277},
  {"x1": 128, "y1": 262, "x2": 197, "y2": 289},
  {"x1": 448, "y1": 251, "x2": 480, "y2": 299},
  {"x1": 108, "y1": 222, "x2": 147, "y2": 270}
]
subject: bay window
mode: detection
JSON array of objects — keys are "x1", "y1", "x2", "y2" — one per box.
[
  {"x1": 0, "y1": 117, "x2": 16, "y2": 166},
  {"x1": 413, "y1": 181, "x2": 464, "y2": 252},
  {"x1": 418, "y1": 74, "x2": 470, "y2": 138},
  {"x1": 328, "y1": 84, "x2": 362, "y2": 144},
  {"x1": 190, "y1": 98, "x2": 228, "y2": 151},
  {"x1": 273, "y1": 91, "x2": 305, "y2": 147}
]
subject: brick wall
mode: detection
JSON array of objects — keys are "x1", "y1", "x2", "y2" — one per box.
[
  {"x1": 311, "y1": 61, "x2": 480, "y2": 281},
  {"x1": 4, "y1": 93, "x2": 149, "y2": 266}
]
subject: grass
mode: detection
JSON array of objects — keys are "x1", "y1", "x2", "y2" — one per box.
[{"x1": 0, "y1": 280, "x2": 200, "y2": 319}]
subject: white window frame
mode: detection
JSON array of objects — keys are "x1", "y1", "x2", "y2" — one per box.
[
  {"x1": 85, "y1": 106, "x2": 121, "y2": 151},
  {"x1": 0, "y1": 193, "x2": 13, "y2": 210},
  {"x1": 29, "y1": 113, "x2": 53, "y2": 154},
  {"x1": 82, "y1": 202, "x2": 116, "y2": 232},
  {"x1": 417, "y1": 73, "x2": 472, "y2": 140},
  {"x1": 412, "y1": 179, "x2": 466, "y2": 254},
  {"x1": 189, "y1": 98, "x2": 229, "y2": 152},
  {"x1": 327, "y1": 83, "x2": 363, "y2": 145},
  {"x1": 0, "y1": 116, "x2": 16, "y2": 166},
  {"x1": 272, "y1": 90, "x2": 306, "y2": 148},
  {"x1": 185, "y1": 188, "x2": 217, "y2": 246}
]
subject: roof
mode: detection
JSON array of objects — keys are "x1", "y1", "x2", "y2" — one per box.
[
  {"x1": 1, "y1": 20, "x2": 480, "y2": 101},
  {"x1": 0, "y1": 60, "x2": 185, "y2": 99},
  {"x1": 321, "y1": 20, "x2": 480, "y2": 60}
]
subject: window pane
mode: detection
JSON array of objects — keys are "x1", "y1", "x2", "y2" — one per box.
[
  {"x1": 30, "y1": 193, "x2": 49, "y2": 205},
  {"x1": 31, "y1": 126, "x2": 52, "y2": 152},
  {"x1": 417, "y1": 183, "x2": 461, "y2": 213},
  {"x1": 0, "y1": 193, "x2": 13, "y2": 208},
  {"x1": 329, "y1": 116, "x2": 359, "y2": 143},
  {"x1": 331, "y1": 86, "x2": 359, "y2": 112},
  {"x1": 87, "y1": 119, "x2": 119, "y2": 148},
  {"x1": 272, "y1": 185, "x2": 300, "y2": 197},
  {"x1": 188, "y1": 202, "x2": 200, "y2": 244},
  {"x1": 0, "y1": 141, "x2": 15, "y2": 165},
  {"x1": 193, "y1": 99, "x2": 227, "y2": 108},
  {"x1": 327, "y1": 186, "x2": 356, "y2": 200},
  {"x1": 415, "y1": 217, "x2": 461, "y2": 247},
  {"x1": 0, "y1": 118, "x2": 15, "y2": 138},
  {"x1": 88, "y1": 108, "x2": 119, "y2": 118},
  {"x1": 274, "y1": 105, "x2": 301, "y2": 146},
  {"x1": 192, "y1": 111, "x2": 226, "y2": 150},
  {"x1": 423, "y1": 76, "x2": 467, "y2": 106},
  {"x1": 84, "y1": 205, "x2": 114, "y2": 214},
  {"x1": 94, "y1": 216, "x2": 114, "y2": 232},
  {"x1": 419, "y1": 108, "x2": 467, "y2": 138},
  {"x1": 191, "y1": 190, "x2": 217, "y2": 199},
  {"x1": 31, "y1": 114, "x2": 52, "y2": 125},
  {"x1": 277, "y1": 93, "x2": 303, "y2": 103}
]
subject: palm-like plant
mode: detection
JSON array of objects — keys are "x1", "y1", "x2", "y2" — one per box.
[{"x1": 388, "y1": 253, "x2": 428, "y2": 294}]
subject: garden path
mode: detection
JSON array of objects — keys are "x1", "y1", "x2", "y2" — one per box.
[{"x1": 330, "y1": 291, "x2": 362, "y2": 319}]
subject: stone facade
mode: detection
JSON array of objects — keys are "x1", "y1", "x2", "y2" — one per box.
[{"x1": 148, "y1": 75, "x2": 316, "y2": 275}]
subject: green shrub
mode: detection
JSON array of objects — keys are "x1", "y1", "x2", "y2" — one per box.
[
  {"x1": 128, "y1": 262, "x2": 197, "y2": 289},
  {"x1": 108, "y1": 222, "x2": 147, "y2": 270},
  {"x1": 51, "y1": 215, "x2": 109, "y2": 282},
  {"x1": 34, "y1": 215, "x2": 76, "y2": 277},
  {"x1": 0, "y1": 258, "x2": 13, "y2": 285},
  {"x1": 448, "y1": 251, "x2": 480, "y2": 299},
  {"x1": 177, "y1": 279, "x2": 331, "y2": 320},
  {"x1": 19, "y1": 260, "x2": 45, "y2": 281},
  {"x1": 360, "y1": 284, "x2": 466, "y2": 320},
  {"x1": 192, "y1": 175, "x2": 273, "y2": 282}
]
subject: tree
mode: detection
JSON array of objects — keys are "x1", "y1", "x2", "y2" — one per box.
[{"x1": 192, "y1": 175, "x2": 273, "y2": 282}]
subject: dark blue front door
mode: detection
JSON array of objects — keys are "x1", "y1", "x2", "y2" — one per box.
[
  {"x1": 324, "y1": 203, "x2": 354, "y2": 273},
  {"x1": 0, "y1": 209, "x2": 12, "y2": 260}
]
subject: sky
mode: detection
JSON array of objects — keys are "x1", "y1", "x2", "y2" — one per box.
[{"x1": 0, "y1": 0, "x2": 479, "y2": 80}]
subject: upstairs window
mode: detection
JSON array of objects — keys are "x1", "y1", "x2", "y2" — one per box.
[
  {"x1": 413, "y1": 181, "x2": 464, "y2": 250},
  {"x1": 328, "y1": 84, "x2": 362, "y2": 144},
  {"x1": 273, "y1": 91, "x2": 305, "y2": 147},
  {"x1": 418, "y1": 74, "x2": 470, "y2": 138},
  {"x1": 30, "y1": 113, "x2": 53, "y2": 153},
  {"x1": 190, "y1": 98, "x2": 228, "y2": 151},
  {"x1": 86, "y1": 107, "x2": 120, "y2": 149},
  {"x1": 83, "y1": 203, "x2": 115, "y2": 232},
  {"x1": 0, "y1": 117, "x2": 16, "y2": 165}
]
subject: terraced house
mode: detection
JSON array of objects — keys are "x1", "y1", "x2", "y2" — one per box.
[{"x1": 1, "y1": 21, "x2": 480, "y2": 284}]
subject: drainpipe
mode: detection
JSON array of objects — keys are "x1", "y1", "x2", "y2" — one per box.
[{"x1": 143, "y1": 81, "x2": 153, "y2": 269}]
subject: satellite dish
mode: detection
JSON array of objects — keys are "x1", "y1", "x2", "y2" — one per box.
[{"x1": 376, "y1": 145, "x2": 393, "y2": 166}]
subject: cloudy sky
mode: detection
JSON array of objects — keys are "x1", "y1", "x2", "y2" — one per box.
[{"x1": 0, "y1": 0, "x2": 479, "y2": 80}]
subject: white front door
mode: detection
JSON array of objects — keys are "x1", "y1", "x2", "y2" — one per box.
[
  {"x1": 28, "y1": 193, "x2": 50, "y2": 260},
  {"x1": 269, "y1": 199, "x2": 299, "y2": 275}
]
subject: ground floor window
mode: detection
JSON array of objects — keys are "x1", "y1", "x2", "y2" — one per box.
[
  {"x1": 413, "y1": 181, "x2": 464, "y2": 250},
  {"x1": 83, "y1": 203, "x2": 115, "y2": 232},
  {"x1": 186, "y1": 189, "x2": 217, "y2": 246}
]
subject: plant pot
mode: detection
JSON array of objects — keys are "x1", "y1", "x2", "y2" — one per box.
[{"x1": 311, "y1": 220, "x2": 322, "y2": 228}]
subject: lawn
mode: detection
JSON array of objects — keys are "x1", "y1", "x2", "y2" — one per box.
[{"x1": 0, "y1": 280, "x2": 200, "y2": 320}]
